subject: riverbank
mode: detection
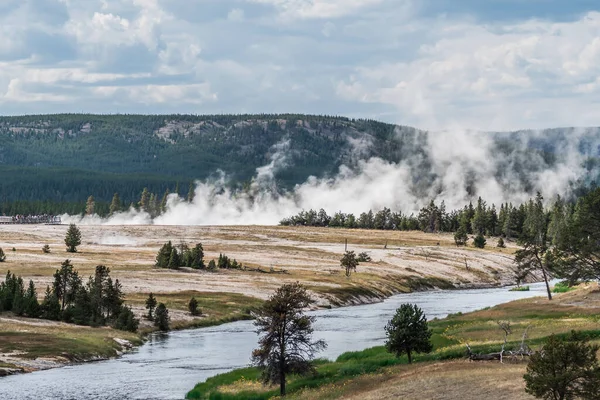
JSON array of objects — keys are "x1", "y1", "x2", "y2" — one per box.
[
  {"x1": 0, "y1": 224, "x2": 523, "y2": 377},
  {"x1": 186, "y1": 282, "x2": 600, "y2": 400},
  {"x1": 0, "y1": 290, "x2": 264, "y2": 376}
]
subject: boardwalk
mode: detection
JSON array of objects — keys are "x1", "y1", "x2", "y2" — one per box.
[{"x1": 0, "y1": 215, "x2": 62, "y2": 225}]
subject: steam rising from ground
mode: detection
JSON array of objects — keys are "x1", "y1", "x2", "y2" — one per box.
[{"x1": 65, "y1": 127, "x2": 598, "y2": 226}]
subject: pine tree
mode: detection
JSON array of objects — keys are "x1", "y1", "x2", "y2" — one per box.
[
  {"x1": 515, "y1": 192, "x2": 553, "y2": 300},
  {"x1": 160, "y1": 189, "x2": 170, "y2": 213},
  {"x1": 155, "y1": 241, "x2": 173, "y2": 268},
  {"x1": 109, "y1": 193, "x2": 121, "y2": 215},
  {"x1": 24, "y1": 280, "x2": 40, "y2": 317},
  {"x1": 139, "y1": 188, "x2": 150, "y2": 212},
  {"x1": 189, "y1": 243, "x2": 205, "y2": 269},
  {"x1": 252, "y1": 283, "x2": 326, "y2": 396},
  {"x1": 385, "y1": 303, "x2": 433, "y2": 364},
  {"x1": 187, "y1": 182, "x2": 195, "y2": 203},
  {"x1": 454, "y1": 226, "x2": 468, "y2": 246},
  {"x1": 188, "y1": 297, "x2": 201, "y2": 316},
  {"x1": 154, "y1": 303, "x2": 170, "y2": 331},
  {"x1": 145, "y1": 293, "x2": 157, "y2": 320},
  {"x1": 41, "y1": 286, "x2": 61, "y2": 320},
  {"x1": 113, "y1": 306, "x2": 139, "y2": 332},
  {"x1": 524, "y1": 331, "x2": 600, "y2": 400},
  {"x1": 167, "y1": 248, "x2": 180, "y2": 269},
  {"x1": 85, "y1": 195, "x2": 95, "y2": 215},
  {"x1": 340, "y1": 251, "x2": 359, "y2": 277},
  {"x1": 53, "y1": 259, "x2": 81, "y2": 311},
  {"x1": 64, "y1": 223, "x2": 82, "y2": 253},
  {"x1": 474, "y1": 233, "x2": 487, "y2": 249}
]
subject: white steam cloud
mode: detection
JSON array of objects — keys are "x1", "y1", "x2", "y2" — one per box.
[{"x1": 64, "y1": 127, "x2": 598, "y2": 226}]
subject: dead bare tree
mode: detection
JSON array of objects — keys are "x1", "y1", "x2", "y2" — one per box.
[{"x1": 466, "y1": 323, "x2": 532, "y2": 362}]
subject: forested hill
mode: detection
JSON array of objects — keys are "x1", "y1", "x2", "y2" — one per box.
[{"x1": 0, "y1": 114, "x2": 598, "y2": 215}]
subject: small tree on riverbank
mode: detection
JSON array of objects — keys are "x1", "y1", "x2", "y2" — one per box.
[
  {"x1": 252, "y1": 282, "x2": 326, "y2": 396},
  {"x1": 385, "y1": 303, "x2": 432, "y2": 364},
  {"x1": 64, "y1": 224, "x2": 82, "y2": 253},
  {"x1": 154, "y1": 303, "x2": 170, "y2": 331},
  {"x1": 145, "y1": 293, "x2": 157, "y2": 320}
]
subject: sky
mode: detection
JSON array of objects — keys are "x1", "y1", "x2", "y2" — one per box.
[{"x1": 1, "y1": 0, "x2": 600, "y2": 131}]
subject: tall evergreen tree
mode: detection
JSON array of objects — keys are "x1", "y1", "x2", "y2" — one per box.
[
  {"x1": 252, "y1": 283, "x2": 326, "y2": 396},
  {"x1": 64, "y1": 223, "x2": 82, "y2": 253},
  {"x1": 154, "y1": 303, "x2": 170, "y2": 331},
  {"x1": 139, "y1": 187, "x2": 150, "y2": 212},
  {"x1": 385, "y1": 304, "x2": 433, "y2": 364},
  {"x1": 187, "y1": 182, "x2": 195, "y2": 203},
  {"x1": 109, "y1": 193, "x2": 121, "y2": 215},
  {"x1": 514, "y1": 193, "x2": 553, "y2": 300},
  {"x1": 85, "y1": 195, "x2": 95, "y2": 215},
  {"x1": 53, "y1": 259, "x2": 81, "y2": 311}
]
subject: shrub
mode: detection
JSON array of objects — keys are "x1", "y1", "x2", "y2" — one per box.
[
  {"x1": 0, "y1": 248, "x2": 5, "y2": 262},
  {"x1": 189, "y1": 297, "x2": 201, "y2": 316},
  {"x1": 473, "y1": 234, "x2": 486, "y2": 249},
  {"x1": 42, "y1": 244, "x2": 51, "y2": 253},
  {"x1": 357, "y1": 252, "x2": 372, "y2": 262},
  {"x1": 113, "y1": 306, "x2": 139, "y2": 332}
]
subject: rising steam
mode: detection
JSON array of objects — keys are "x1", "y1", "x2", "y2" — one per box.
[{"x1": 64, "y1": 126, "x2": 598, "y2": 226}]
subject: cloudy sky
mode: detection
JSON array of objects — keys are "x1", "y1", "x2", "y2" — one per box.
[{"x1": 1, "y1": 0, "x2": 600, "y2": 130}]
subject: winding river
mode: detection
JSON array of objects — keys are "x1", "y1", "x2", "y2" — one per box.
[{"x1": 0, "y1": 282, "x2": 552, "y2": 400}]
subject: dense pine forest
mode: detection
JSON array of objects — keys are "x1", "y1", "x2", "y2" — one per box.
[{"x1": 0, "y1": 114, "x2": 598, "y2": 216}]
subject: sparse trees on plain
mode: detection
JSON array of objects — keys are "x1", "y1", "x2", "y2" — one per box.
[
  {"x1": 64, "y1": 223, "x2": 82, "y2": 253},
  {"x1": 385, "y1": 303, "x2": 433, "y2": 364},
  {"x1": 252, "y1": 282, "x2": 326, "y2": 396}
]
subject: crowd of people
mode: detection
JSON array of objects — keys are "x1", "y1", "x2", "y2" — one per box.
[{"x1": 0, "y1": 214, "x2": 61, "y2": 224}]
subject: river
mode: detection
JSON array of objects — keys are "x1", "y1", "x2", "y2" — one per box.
[{"x1": 0, "y1": 282, "x2": 552, "y2": 400}]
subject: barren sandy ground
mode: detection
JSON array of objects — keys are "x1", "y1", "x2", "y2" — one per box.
[{"x1": 0, "y1": 224, "x2": 521, "y2": 303}]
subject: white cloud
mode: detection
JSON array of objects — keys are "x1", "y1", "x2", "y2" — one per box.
[
  {"x1": 336, "y1": 11, "x2": 600, "y2": 130},
  {"x1": 247, "y1": 0, "x2": 385, "y2": 19},
  {"x1": 227, "y1": 8, "x2": 245, "y2": 22}
]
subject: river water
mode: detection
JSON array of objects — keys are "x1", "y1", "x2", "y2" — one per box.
[{"x1": 0, "y1": 282, "x2": 551, "y2": 400}]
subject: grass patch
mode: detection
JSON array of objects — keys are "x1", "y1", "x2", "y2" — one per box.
[
  {"x1": 509, "y1": 286, "x2": 530, "y2": 292},
  {"x1": 552, "y1": 281, "x2": 576, "y2": 293},
  {"x1": 0, "y1": 316, "x2": 142, "y2": 361}
]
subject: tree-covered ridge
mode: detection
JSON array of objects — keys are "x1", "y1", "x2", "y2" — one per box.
[{"x1": 0, "y1": 114, "x2": 598, "y2": 213}]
